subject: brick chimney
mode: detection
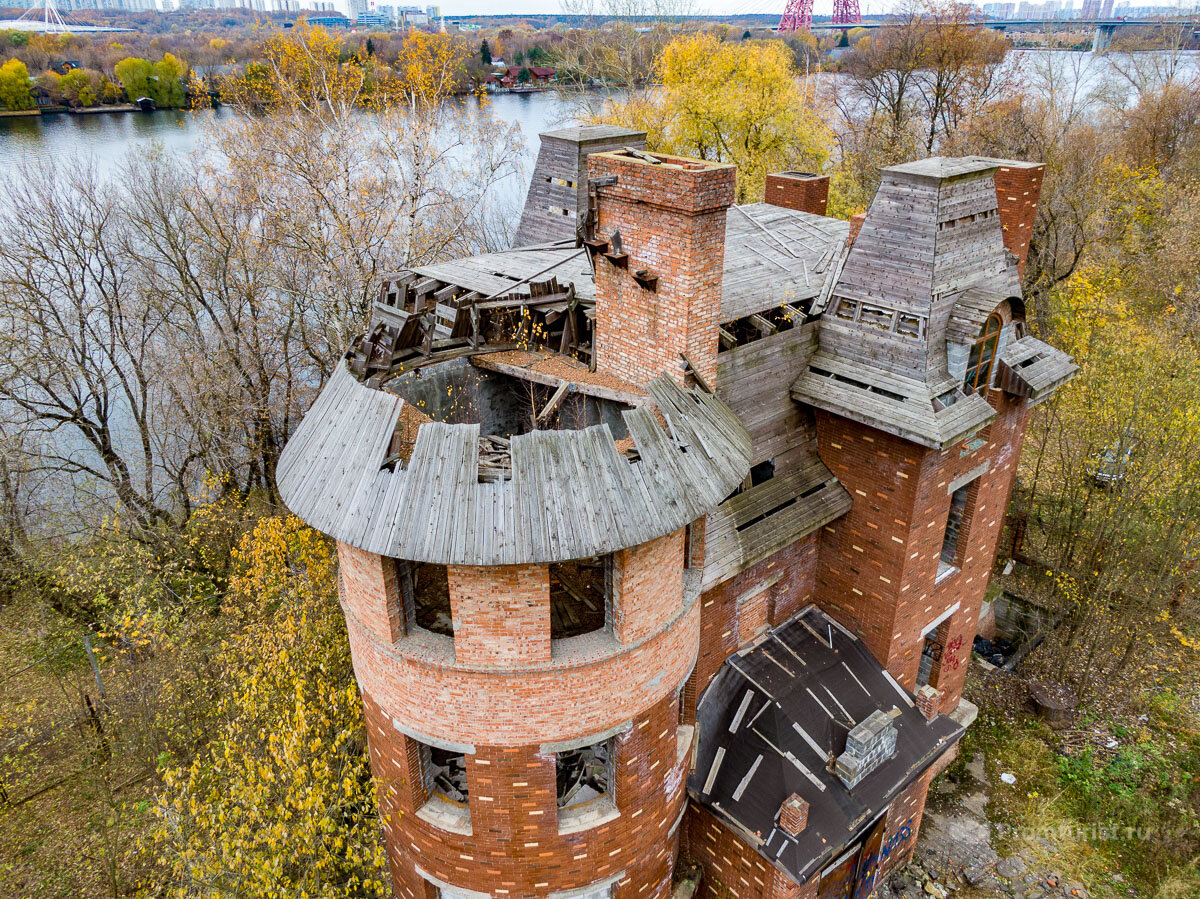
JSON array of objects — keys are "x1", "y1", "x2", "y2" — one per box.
[
  {"x1": 587, "y1": 150, "x2": 735, "y2": 390},
  {"x1": 991, "y1": 160, "x2": 1044, "y2": 277},
  {"x1": 915, "y1": 684, "x2": 942, "y2": 722},
  {"x1": 847, "y1": 212, "x2": 867, "y2": 247},
  {"x1": 764, "y1": 171, "x2": 830, "y2": 217},
  {"x1": 778, "y1": 794, "x2": 809, "y2": 836}
]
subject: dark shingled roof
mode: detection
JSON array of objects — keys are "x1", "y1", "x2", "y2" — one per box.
[{"x1": 688, "y1": 606, "x2": 964, "y2": 886}]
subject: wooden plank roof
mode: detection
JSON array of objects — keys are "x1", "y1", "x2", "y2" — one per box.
[
  {"x1": 998, "y1": 336, "x2": 1078, "y2": 405},
  {"x1": 276, "y1": 363, "x2": 752, "y2": 564},
  {"x1": 409, "y1": 203, "x2": 848, "y2": 326}
]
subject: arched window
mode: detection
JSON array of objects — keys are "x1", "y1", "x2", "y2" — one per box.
[{"x1": 964, "y1": 313, "x2": 1003, "y2": 393}]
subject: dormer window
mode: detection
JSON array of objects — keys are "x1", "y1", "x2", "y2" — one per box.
[{"x1": 964, "y1": 313, "x2": 1002, "y2": 393}]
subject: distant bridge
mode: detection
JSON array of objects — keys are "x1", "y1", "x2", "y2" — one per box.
[{"x1": 810, "y1": 17, "x2": 1200, "y2": 53}]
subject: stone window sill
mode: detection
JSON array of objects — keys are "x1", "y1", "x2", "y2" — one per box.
[
  {"x1": 676, "y1": 724, "x2": 694, "y2": 767},
  {"x1": 935, "y1": 562, "x2": 959, "y2": 584},
  {"x1": 416, "y1": 793, "x2": 472, "y2": 836},
  {"x1": 558, "y1": 798, "x2": 619, "y2": 835}
]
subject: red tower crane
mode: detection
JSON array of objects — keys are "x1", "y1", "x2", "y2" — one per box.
[{"x1": 778, "y1": 0, "x2": 862, "y2": 32}]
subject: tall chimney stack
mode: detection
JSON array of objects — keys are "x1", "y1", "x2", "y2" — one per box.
[
  {"x1": 587, "y1": 150, "x2": 735, "y2": 390},
  {"x1": 990, "y1": 159, "x2": 1044, "y2": 277}
]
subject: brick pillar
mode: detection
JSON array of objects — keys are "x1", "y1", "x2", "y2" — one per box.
[
  {"x1": 764, "y1": 171, "x2": 830, "y2": 216},
  {"x1": 915, "y1": 684, "x2": 942, "y2": 722},
  {"x1": 588, "y1": 150, "x2": 735, "y2": 390},
  {"x1": 992, "y1": 161, "x2": 1044, "y2": 277}
]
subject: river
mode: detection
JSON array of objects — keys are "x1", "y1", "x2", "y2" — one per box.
[{"x1": 0, "y1": 89, "x2": 591, "y2": 182}]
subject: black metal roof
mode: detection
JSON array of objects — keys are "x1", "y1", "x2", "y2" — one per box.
[{"x1": 688, "y1": 606, "x2": 964, "y2": 885}]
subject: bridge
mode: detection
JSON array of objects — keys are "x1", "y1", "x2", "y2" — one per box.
[{"x1": 802, "y1": 16, "x2": 1200, "y2": 53}]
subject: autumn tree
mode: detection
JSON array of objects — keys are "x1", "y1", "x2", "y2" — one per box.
[
  {"x1": 114, "y1": 56, "x2": 154, "y2": 100},
  {"x1": 597, "y1": 33, "x2": 832, "y2": 202},
  {"x1": 0, "y1": 58, "x2": 33, "y2": 110},
  {"x1": 145, "y1": 515, "x2": 389, "y2": 897}
]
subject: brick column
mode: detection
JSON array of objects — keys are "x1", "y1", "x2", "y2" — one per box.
[
  {"x1": 448, "y1": 564, "x2": 551, "y2": 666},
  {"x1": 588, "y1": 150, "x2": 735, "y2": 390},
  {"x1": 992, "y1": 161, "x2": 1044, "y2": 277}
]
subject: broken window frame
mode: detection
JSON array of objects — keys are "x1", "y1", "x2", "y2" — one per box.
[{"x1": 555, "y1": 736, "x2": 616, "y2": 830}]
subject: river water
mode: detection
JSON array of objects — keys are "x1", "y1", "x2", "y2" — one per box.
[{"x1": 0, "y1": 90, "x2": 588, "y2": 182}]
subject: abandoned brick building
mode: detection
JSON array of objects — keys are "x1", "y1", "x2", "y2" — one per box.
[{"x1": 277, "y1": 126, "x2": 1077, "y2": 899}]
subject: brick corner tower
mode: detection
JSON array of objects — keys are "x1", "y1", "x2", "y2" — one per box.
[{"x1": 278, "y1": 140, "x2": 749, "y2": 899}]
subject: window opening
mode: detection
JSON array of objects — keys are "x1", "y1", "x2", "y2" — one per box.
[
  {"x1": 916, "y1": 633, "x2": 942, "y2": 688},
  {"x1": 400, "y1": 561, "x2": 453, "y2": 637},
  {"x1": 556, "y1": 739, "x2": 613, "y2": 810},
  {"x1": 964, "y1": 313, "x2": 1003, "y2": 393},
  {"x1": 940, "y1": 483, "x2": 970, "y2": 570},
  {"x1": 549, "y1": 555, "x2": 611, "y2": 639}
]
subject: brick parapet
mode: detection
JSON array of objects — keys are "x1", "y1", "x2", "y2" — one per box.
[
  {"x1": 613, "y1": 529, "x2": 685, "y2": 645},
  {"x1": 365, "y1": 690, "x2": 686, "y2": 898},
  {"x1": 340, "y1": 557, "x2": 699, "y2": 749}
]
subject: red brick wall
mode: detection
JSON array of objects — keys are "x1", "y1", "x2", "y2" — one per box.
[
  {"x1": 365, "y1": 690, "x2": 688, "y2": 898},
  {"x1": 878, "y1": 770, "x2": 933, "y2": 878},
  {"x1": 812, "y1": 390, "x2": 1029, "y2": 711},
  {"x1": 614, "y1": 529, "x2": 685, "y2": 645},
  {"x1": 338, "y1": 542, "x2": 401, "y2": 644},
  {"x1": 687, "y1": 803, "x2": 781, "y2": 899},
  {"x1": 992, "y1": 162, "x2": 1044, "y2": 277},
  {"x1": 764, "y1": 172, "x2": 830, "y2": 217},
  {"x1": 685, "y1": 536, "x2": 817, "y2": 724},
  {"x1": 589, "y1": 150, "x2": 735, "y2": 390},
  {"x1": 449, "y1": 563, "x2": 551, "y2": 666}
]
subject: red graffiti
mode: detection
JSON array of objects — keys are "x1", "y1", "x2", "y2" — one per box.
[{"x1": 944, "y1": 635, "x2": 964, "y2": 671}]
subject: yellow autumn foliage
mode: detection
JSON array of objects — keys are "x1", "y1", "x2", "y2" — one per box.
[
  {"x1": 145, "y1": 515, "x2": 389, "y2": 897},
  {"x1": 596, "y1": 33, "x2": 832, "y2": 203}
]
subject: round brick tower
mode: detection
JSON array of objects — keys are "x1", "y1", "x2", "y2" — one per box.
[
  {"x1": 278, "y1": 362, "x2": 749, "y2": 899},
  {"x1": 278, "y1": 145, "x2": 745, "y2": 899}
]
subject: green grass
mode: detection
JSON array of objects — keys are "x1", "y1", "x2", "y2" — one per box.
[{"x1": 960, "y1": 691, "x2": 1200, "y2": 897}]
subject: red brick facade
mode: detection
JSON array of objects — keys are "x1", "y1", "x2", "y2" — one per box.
[
  {"x1": 811, "y1": 389, "x2": 1028, "y2": 711},
  {"x1": 367, "y1": 691, "x2": 688, "y2": 899},
  {"x1": 589, "y1": 151, "x2": 735, "y2": 390},
  {"x1": 684, "y1": 535, "x2": 817, "y2": 725},
  {"x1": 764, "y1": 172, "x2": 830, "y2": 217},
  {"x1": 340, "y1": 524, "x2": 697, "y2": 897}
]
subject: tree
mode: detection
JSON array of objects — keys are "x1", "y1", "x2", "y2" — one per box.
[
  {"x1": 597, "y1": 32, "x2": 832, "y2": 202},
  {"x1": 0, "y1": 58, "x2": 33, "y2": 110},
  {"x1": 146, "y1": 515, "x2": 390, "y2": 897},
  {"x1": 517, "y1": 65, "x2": 531, "y2": 84},
  {"x1": 480, "y1": 38, "x2": 491, "y2": 64},
  {"x1": 59, "y1": 67, "x2": 100, "y2": 108},
  {"x1": 114, "y1": 56, "x2": 154, "y2": 100},
  {"x1": 152, "y1": 52, "x2": 187, "y2": 108}
]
